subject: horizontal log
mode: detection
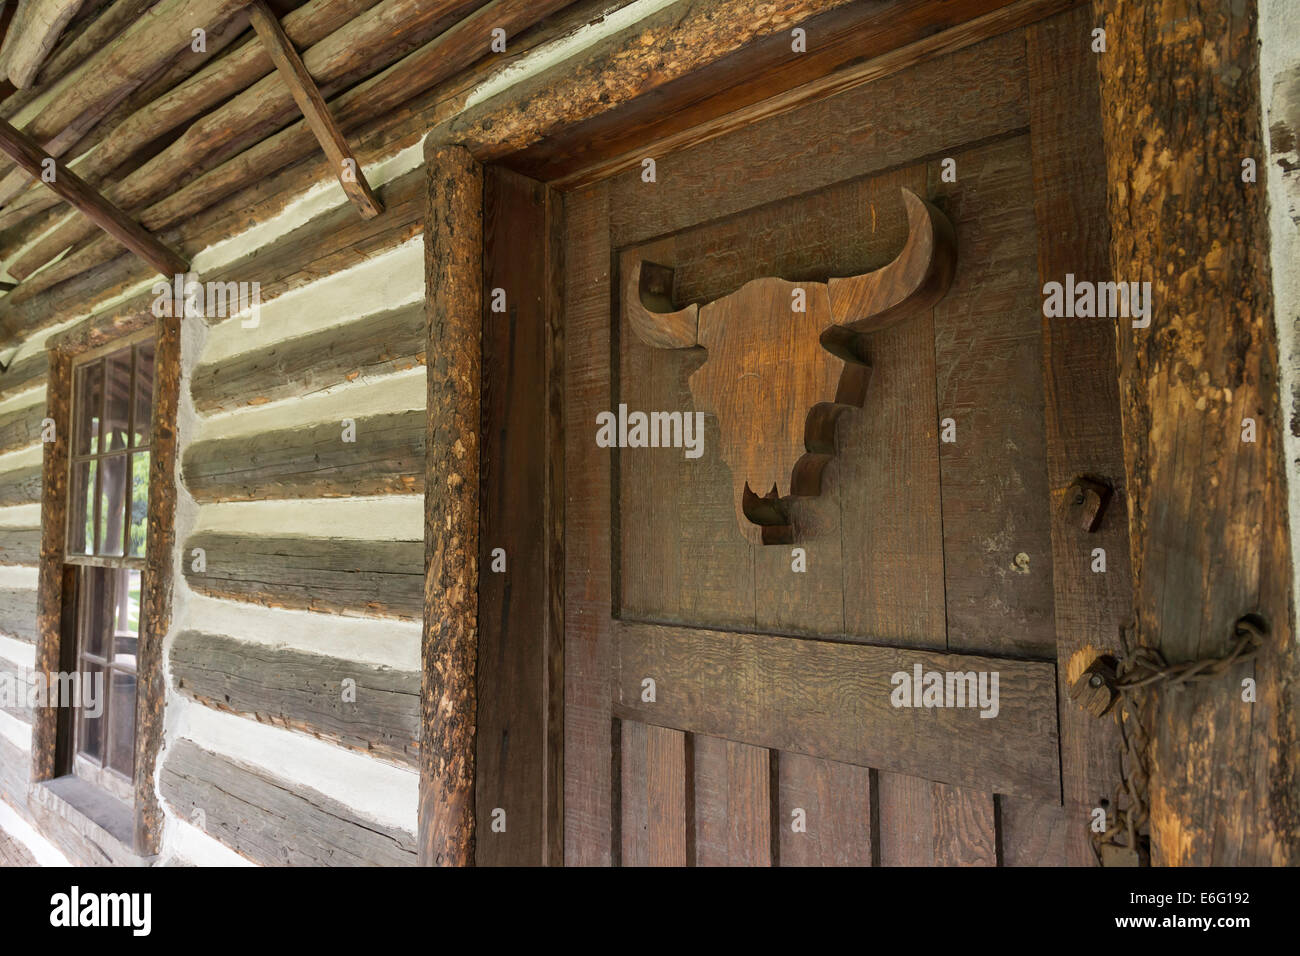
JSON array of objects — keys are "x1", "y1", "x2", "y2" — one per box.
[
  {"x1": 0, "y1": 399, "x2": 45, "y2": 456},
  {"x1": 160, "y1": 738, "x2": 417, "y2": 865},
  {"x1": 4, "y1": 0, "x2": 253, "y2": 177},
  {"x1": 0, "y1": 0, "x2": 381, "y2": 226},
  {"x1": 184, "y1": 408, "x2": 424, "y2": 501},
  {"x1": 0, "y1": 527, "x2": 41, "y2": 565},
  {"x1": 0, "y1": 730, "x2": 29, "y2": 807},
  {"x1": 184, "y1": 532, "x2": 423, "y2": 619},
  {"x1": 3, "y1": 167, "x2": 425, "y2": 348},
  {"x1": 0, "y1": 465, "x2": 41, "y2": 507},
  {"x1": 0, "y1": 0, "x2": 569, "y2": 326},
  {"x1": 613, "y1": 622, "x2": 1062, "y2": 801},
  {"x1": 0, "y1": 586, "x2": 38, "y2": 641},
  {"x1": 0, "y1": 0, "x2": 156, "y2": 120},
  {"x1": 0, "y1": 655, "x2": 35, "y2": 724},
  {"x1": 10, "y1": 0, "x2": 478, "y2": 279},
  {"x1": 191, "y1": 300, "x2": 424, "y2": 414},
  {"x1": 0, "y1": 352, "x2": 47, "y2": 403},
  {"x1": 171, "y1": 629, "x2": 419, "y2": 765},
  {"x1": 0, "y1": 0, "x2": 87, "y2": 88}
]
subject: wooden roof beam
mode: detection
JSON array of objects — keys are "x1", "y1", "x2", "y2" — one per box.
[
  {"x1": 249, "y1": 0, "x2": 382, "y2": 219},
  {"x1": 0, "y1": 116, "x2": 188, "y2": 279},
  {"x1": 0, "y1": 0, "x2": 88, "y2": 89}
]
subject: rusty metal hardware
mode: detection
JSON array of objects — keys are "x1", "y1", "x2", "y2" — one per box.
[{"x1": 1066, "y1": 476, "x2": 1112, "y2": 532}]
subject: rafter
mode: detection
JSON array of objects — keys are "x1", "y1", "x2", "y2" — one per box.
[
  {"x1": 248, "y1": 0, "x2": 382, "y2": 219},
  {"x1": 0, "y1": 116, "x2": 188, "y2": 279}
]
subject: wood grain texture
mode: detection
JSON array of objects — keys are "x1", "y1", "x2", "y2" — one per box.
[
  {"x1": 614, "y1": 622, "x2": 1061, "y2": 800},
  {"x1": 1026, "y1": 5, "x2": 1129, "y2": 866},
  {"x1": 876, "y1": 773, "x2": 997, "y2": 865},
  {"x1": 476, "y1": 166, "x2": 560, "y2": 866},
  {"x1": 776, "y1": 752, "x2": 872, "y2": 866},
  {"x1": 184, "y1": 532, "x2": 424, "y2": 619},
  {"x1": 189, "y1": 300, "x2": 424, "y2": 414},
  {"x1": 134, "y1": 311, "x2": 180, "y2": 855},
  {"x1": 931, "y1": 136, "x2": 1056, "y2": 658},
  {"x1": 0, "y1": 464, "x2": 42, "y2": 506},
  {"x1": 0, "y1": 588, "x2": 38, "y2": 642},
  {"x1": 160, "y1": 738, "x2": 416, "y2": 866},
  {"x1": 563, "y1": 183, "x2": 615, "y2": 865},
  {"x1": 607, "y1": 29, "x2": 1030, "y2": 248},
  {"x1": 0, "y1": 0, "x2": 86, "y2": 88},
  {"x1": 619, "y1": 721, "x2": 688, "y2": 866},
  {"x1": 0, "y1": 399, "x2": 45, "y2": 456},
  {"x1": 0, "y1": 352, "x2": 47, "y2": 402},
  {"x1": 28, "y1": 349, "x2": 67, "y2": 784},
  {"x1": 183, "y1": 408, "x2": 424, "y2": 501},
  {"x1": 171, "y1": 629, "x2": 419, "y2": 766},
  {"x1": 0, "y1": 528, "x2": 40, "y2": 565},
  {"x1": 1095, "y1": 0, "x2": 1298, "y2": 865},
  {"x1": 419, "y1": 143, "x2": 481, "y2": 867},
  {"x1": 693, "y1": 734, "x2": 771, "y2": 866}
]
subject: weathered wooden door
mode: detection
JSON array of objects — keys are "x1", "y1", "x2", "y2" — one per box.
[{"x1": 562, "y1": 9, "x2": 1130, "y2": 866}]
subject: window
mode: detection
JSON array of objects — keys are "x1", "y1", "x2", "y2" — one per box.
[{"x1": 63, "y1": 335, "x2": 154, "y2": 803}]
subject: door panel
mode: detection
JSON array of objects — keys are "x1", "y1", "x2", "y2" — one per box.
[{"x1": 562, "y1": 8, "x2": 1127, "y2": 866}]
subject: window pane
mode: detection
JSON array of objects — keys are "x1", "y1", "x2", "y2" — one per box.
[
  {"x1": 97, "y1": 454, "x2": 126, "y2": 558},
  {"x1": 128, "y1": 452, "x2": 149, "y2": 558},
  {"x1": 76, "y1": 663, "x2": 105, "y2": 762},
  {"x1": 112, "y1": 569, "x2": 140, "y2": 669},
  {"x1": 67, "y1": 460, "x2": 97, "y2": 555},
  {"x1": 73, "y1": 361, "x2": 103, "y2": 456},
  {"x1": 107, "y1": 670, "x2": 136, "y2": 777},
  {"x1": 103, "y1": 350, "x2": 131, "y2": 453},
  {"x1": 80, "y1": 566, "x2": 109, "y2": 660},
  {"x1": 133, "y1": 343, "x2": 154, "y2": 449}
]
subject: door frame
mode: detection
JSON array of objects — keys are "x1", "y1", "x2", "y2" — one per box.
[{"x1": 416, "y1": 0, "x2": 1296, "y2": 866}]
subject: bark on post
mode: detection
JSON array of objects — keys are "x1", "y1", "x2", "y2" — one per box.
[
  {"x1": 420, "y1": 142, "x2": 482, "y2": 867},
  {"x1": 1094, "y1": 0, "x2": 1299, "y2": 864}
]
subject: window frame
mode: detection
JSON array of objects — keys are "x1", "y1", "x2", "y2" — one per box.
[
  {"x1": 62, "y1": 329, "x2": 155, "y2": 805},
  {"x1": 30, "y1": 313, "x2": 178, "y2": 859}
]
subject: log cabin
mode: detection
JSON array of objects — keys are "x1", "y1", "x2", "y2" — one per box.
[{"x1": 0, "y1": 0, "x2": 1294, "y2": 868}]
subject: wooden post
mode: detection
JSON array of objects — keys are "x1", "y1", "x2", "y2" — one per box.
[
  {"x1": 1094, "y1": 0, "x2": 1299, "y2": 864},
  {"x1": 419, "y1": 142, "x2": 482, "y2": 867}
]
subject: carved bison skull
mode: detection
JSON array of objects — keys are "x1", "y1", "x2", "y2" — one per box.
[{"x1": 624, "y1": 188, "x2": 957, "y2": 545}]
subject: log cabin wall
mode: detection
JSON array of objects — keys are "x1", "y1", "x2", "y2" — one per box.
[{"x1": 0, "y1": 0, "x2": 655, "y2": 866}]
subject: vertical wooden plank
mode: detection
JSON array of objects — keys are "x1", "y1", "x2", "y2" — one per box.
[
  {"x1": 693, "y1": 734, "x2": 771, "y2": 866},
  {"x1": 838, "y1": 168, "x2": 945, "y2": 647},
  {"x1": 31, "y1": 347, "x2": 69, "y2": 784},
  {"x1": 563, "y1": 182, "x2": 614, "y2": 866},
  {"x1": 543, "y1": 185, "x2": 566, "y2": 868},
  {"x1": 421, "y1": 143, "x2": 483, "y2": 867},
  {"x1": 877, "y1": 773, "x2": 997, "y2": 866},
  {"x1": 931, "y1": 135, "x2": 1057, "y2": 659},
  {"x1": 477, "y1": 166, "x2": 551, "y2": 866},
  {"x1": 1027, "y1": 6, "x2": 1130, "y2": 866},
  {"x1": 620, "y1": 721, "x2": 688, "y2": 866},
  {"x1": 777, "y1": 752, "x2": 872, "y2": 866},
  {"x1": 133, "y1": 311, "x2": 179, "y2": 855}
]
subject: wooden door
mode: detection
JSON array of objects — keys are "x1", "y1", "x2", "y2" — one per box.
[{"x1": 562, "y1": 9, "x2": 1130, "y2": 867}]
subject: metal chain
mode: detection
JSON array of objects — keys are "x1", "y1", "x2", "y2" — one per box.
[{"x1": 1089, "y1": 616, "x2": 1266, "y2": 866}]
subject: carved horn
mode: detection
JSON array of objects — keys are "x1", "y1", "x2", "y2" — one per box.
[
  {"x1": 625, "y1": 260, "x2": 699, "y2": 348},
  {"x1": 825, "y1": 188, "x2": 957, "y2": 344}
]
